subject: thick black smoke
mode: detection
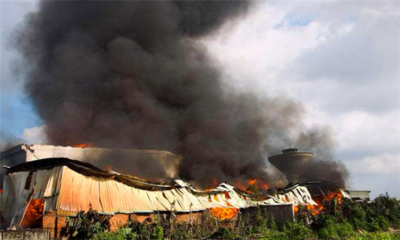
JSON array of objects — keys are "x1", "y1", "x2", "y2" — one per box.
[
  {"x1": 15, "y1": 0, "x2": 348, "y2": 186},
  {"x1": 295, "y1": 127, "x2": 349, "y2": 185}
]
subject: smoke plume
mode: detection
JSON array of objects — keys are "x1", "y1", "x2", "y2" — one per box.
[{"x1": 15, "y1": 0, "x2": 348, "y2": 186}]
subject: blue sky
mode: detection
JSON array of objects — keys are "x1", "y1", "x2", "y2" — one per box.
[
  {"x1": 1, "y1": 0, "x2": 399, "y2": 198},
  {"x1": 1, "y1": 0, "x2": 41, "y2": 140}
]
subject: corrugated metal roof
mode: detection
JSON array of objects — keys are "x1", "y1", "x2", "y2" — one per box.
[
  {"x1": 7, "y1": 158, "x2": 174, "y2": 191},
  {"x1": 54, "y1": 166, "x2": 225, "y2": 215},
  {"x1": 1, "y1": 158, "x2": 325, "y2": 227},
  {"x1": 262, "y1": 186, "x2": 317, "y2": 206}
]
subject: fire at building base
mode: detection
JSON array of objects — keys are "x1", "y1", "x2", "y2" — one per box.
[{"x1": 0, "y1": 145, "x2": 358, "y2": 238}]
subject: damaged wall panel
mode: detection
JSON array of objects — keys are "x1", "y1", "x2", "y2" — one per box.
[{"x1": 0, "y1": 158, "x2": 348, "y2": 238}]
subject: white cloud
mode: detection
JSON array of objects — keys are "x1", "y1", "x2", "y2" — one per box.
[
  {"x1": 205, "y1": 0, "x2": 400, "y2": 198},
  {"x1": 22, "y1": 125, "x2": 48, "y2": 144},
  {"x1": 348, "y1": 153, "x2": 400, "y2": 175},
  {"x1": 346, "y1": 152, "x2": 400, "y2": 198}
]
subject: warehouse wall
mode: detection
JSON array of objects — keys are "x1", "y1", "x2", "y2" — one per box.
[{"x1": 0, "y1": 145, "x2": 27, "y2": 188}]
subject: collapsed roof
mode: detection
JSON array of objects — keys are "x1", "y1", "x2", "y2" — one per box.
[{"x1": 0, "y1": 158, "x2": 337, "y2": 230}]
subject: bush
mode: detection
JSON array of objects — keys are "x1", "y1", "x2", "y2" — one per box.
[
  {"x1": 86, "y1": 195, "x2": 400, "y2": 239},
  {"x1": 259, "y1": 230, "x2": 289, "y2": 240},
  {"x1": 335, "y1": 221, "x2": 354, "y2": 238},
  {"x1": 170, "y1": 224, "x2": 190, "y2": 240},
  {"x1": 92, "y1": 232, "x2": 113, "y2": 240},
  {"x1": 284, "y1": 222, "x2": 316, "y2": 240},
  {"x1": 150, "y1": 225, "x2": 163, "y2": 240},
  {"x1": 92, "y1": 229, "x2": 138, "y2": 240},
  {"x1": 208, "y1": 227, "x2": 246, "y2": 239},
  {"x1": 342, "y1": 196, "x2": 400, "y2": 232},
  {"x1": 376, "y1": 216, "x2": 390, "y2": 231},
  {"x1": 347, "y1": 232, "x2": 400, "y2": 240},
  {"x1": 267, "y1": 215, "x2": 279, "y2": 231}
]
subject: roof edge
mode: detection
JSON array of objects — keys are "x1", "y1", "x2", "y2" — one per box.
[{"x1": 7, "y1": 157, "x2": 174, "y2": 191}]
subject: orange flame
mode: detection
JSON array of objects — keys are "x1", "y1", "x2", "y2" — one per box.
[
  {"x1": 248, "y1": 179, "x2": 257, "y2": 185},
  {"x1": 294, "y1": 205, "x2": 299, "y2": 213},
  {"x1": 74, "y1": 143, "x2": 94, "y2": 148},
  {"x1": 235, "y1": 179, "x2": 269, "y2": 194},
  {"x1": 323, "y1": 191, "x2": 344, "y2": 205},
  {"x1": 210, "y1": 207, "x2": 238, "y2": 220},
  {"x1": 307, "y1": 205, "x2": 324, "y2": 215},
  {"x1": 294, "y1": 191, "x2": 344, "y2": 215},
  {"x1": 261, "y1": 182, "x2": 270, "y2": 190},
  {"x1": 294, "y1": 204, "x2": 323, "y2": 215},
  {"x1": 235, "y1": 180, "x2": 247, "y2": 191},
  {"x1": 337, "y1": 192, "x2": 343, "y2": 204},
  {"x1": 21, "y1": 198, "x2": 45, "y2": 229},
  {"x1": 204, "y1": 177, "x2": 219, "y2": 191}
]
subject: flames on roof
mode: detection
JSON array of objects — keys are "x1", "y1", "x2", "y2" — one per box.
[{"x1": 0, "y1": 158, "x2": 350, "y2": 230}]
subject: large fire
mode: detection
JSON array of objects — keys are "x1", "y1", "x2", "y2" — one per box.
[
  {"x1": 204, "y1": 178, "x2": 259, "y2": 220},
  {"x1": 21, "y1": 198, "x2": 45, "y2": 229},
  {"x1": 294, "y1": 191, "x2": 344, "y2": 215},
  {"x1": 74, "y1": 143, "x2": 95, "y2": 148},
  {"x1": 210, "y1": 207, "x2": 238, "y2": 220},
  {"x1": 235, "y1": 179, "x2": 269, "y2": 194}
]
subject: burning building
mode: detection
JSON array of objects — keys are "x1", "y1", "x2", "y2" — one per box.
[
  {"x1": 0, "y1": 0, "x2": 359, "y2": 237},
  {"x1": 0, "y1": 158, "x2": 219, "y2": 235},
  {"x1": 0, "y1": 155, "x2": 323, "y2": 238},
  {"x1": 0, "y1": 144, "x2": 182, "y2": 188},
  {"x1": 0, "y1": 144, "x2": 354, "y2": 238}
]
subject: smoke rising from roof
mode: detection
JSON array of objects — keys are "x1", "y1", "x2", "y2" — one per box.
[{"x1": 14, "y1": 0, "x2": 348, "y2": 186}]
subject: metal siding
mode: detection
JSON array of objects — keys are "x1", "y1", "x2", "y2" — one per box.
[{"x1": 3, "y1": 165, "x2": 319, "y2": 218}]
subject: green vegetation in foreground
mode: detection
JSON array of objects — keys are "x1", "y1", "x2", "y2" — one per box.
[{"x1": 69, "y1": 195, "x2": 400, "y2": 239}]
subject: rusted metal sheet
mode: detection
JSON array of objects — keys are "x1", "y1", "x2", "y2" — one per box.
[
  {"x1": 1, "y1": 158, "x2": 326, "y2": 228},
  {"x1": 56, "y1": 167, "x2": 223, "y2": 215}
]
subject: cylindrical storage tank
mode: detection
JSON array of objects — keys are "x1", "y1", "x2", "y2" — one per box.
[{"x1": 268, "y1": 148, "x2": 314, "y2": 183}]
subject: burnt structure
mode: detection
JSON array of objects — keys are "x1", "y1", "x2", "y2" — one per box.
[
  {"x1": 0, "y1": 158, "x2": 306, "y2": 237},
  {"x1": 0, "y1": 144, "x2": 182, "y2": 188},
  {"x1": 268, "y1": 148, "x2": 314, "y2": 183}
]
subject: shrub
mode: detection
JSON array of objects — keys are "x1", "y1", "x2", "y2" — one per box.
[
  {"x1": 260, "y1": 230, "x2": 289, "y2": 240},
  {"x1": 208, "y1": 227, "x2": 232, "y2": 239},
  {"x1": 92, "y1": 232, "x2": 113, "y2": 240},
  {"x1": 335, "y1": 221, "x2": 354, "y2": 238},
  {"x1": 317, "y1": 224, "x2": 339, "y2": 239},
  {"x1": 150, "y1": 225, "x2": 163, "y2": 240},
  {"x1": 170, "y1": 224, "x2": 190, "y2": 240},
  {"x1": 87, "y1": 195, "x2": 399, "y2": 240},
  {"x1": 267, "y1": 215, "x2": 279, "y2": 231},
  {"x1": 347, "y1": 232, "x2": 400, "y2": 240},
  {"x1": 376, "y1": 216, "x2": 390, "y2": 231},
  {"x1": 92, "y1": 229, "x2": 138, "y2": 240},
  {"x1": 284, "y1": 222, "x2": 316, "y2": 240}
]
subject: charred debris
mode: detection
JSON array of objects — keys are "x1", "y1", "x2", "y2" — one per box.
[{"x1": 0, "y1": 144, "x2": 359, "y2": 238}]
